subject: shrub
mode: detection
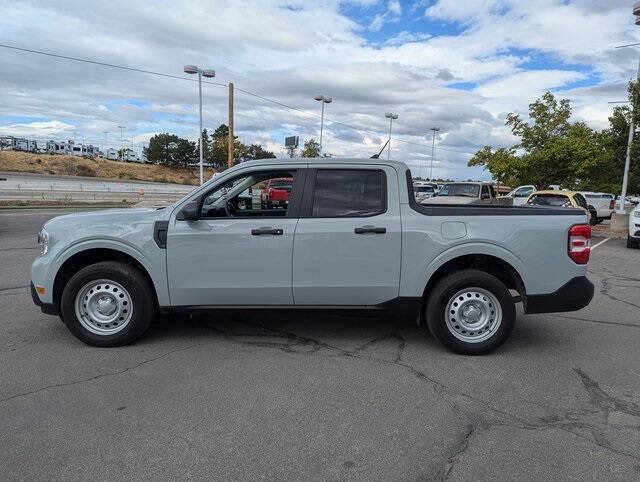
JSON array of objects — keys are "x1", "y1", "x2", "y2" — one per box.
[{"x1": 75, "y1": 164, "x2": 96, "y2": 177}]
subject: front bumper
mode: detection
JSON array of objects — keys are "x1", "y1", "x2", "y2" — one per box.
[
  {"x1": 525, "y1": 276, "x2": 594, "y2": 314},
  {"x1": 30, "y1": 282, "x2": 59, "y2": 316}
]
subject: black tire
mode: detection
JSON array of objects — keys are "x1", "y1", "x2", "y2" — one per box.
[
  {"x1": 589, "y1": 210, "x2": 598, "y2": 226},
  {"x1": 60, "y1": 261, "x2": 155, "y2": 347},
  {"x1": 424, "y1": 269, "x2": 516, "y2": 355},
  {"x1": 628, "y1": 236, "x2": 639, "y2": 249},
  {"x1": 596, "y1": 217, "x2": 604, "y2": 225}
]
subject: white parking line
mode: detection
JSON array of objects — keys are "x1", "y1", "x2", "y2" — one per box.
[{"x1": 591, "y1": 237, "x2": 611, "y2": 251}]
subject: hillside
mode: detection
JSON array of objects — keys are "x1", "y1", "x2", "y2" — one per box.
[{"x1": 0, "y1": 151, "x2": 217, "y2": 185}]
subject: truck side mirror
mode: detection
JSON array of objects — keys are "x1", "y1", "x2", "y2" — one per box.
[
  {"x1": 176, "y1": 200, "x2": 199, "y2": 221},
  {"x1": 481, "y1": 192, "x2": 490, "y2": 200}
]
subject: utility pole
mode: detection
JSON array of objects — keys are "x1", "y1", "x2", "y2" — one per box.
[
  {"x1": 429, "y1": 127, "x2": 440, "y2": 181},
  {"x1": 103, "y1": 131, "x2": 109, "y2": 155},
  {"x1": 228, "y1": 82, "x2": 234, "y2": 169}
]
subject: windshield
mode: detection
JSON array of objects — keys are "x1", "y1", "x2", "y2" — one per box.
[
  {"x1": 527, "y1": 194, "x2": 572, "y2": 207},
  {"x1": 439, "y1": 184, "x2": 480, "y2": 197},
  {"x1": 414, "y1": 186, "x2": 435, "y2": 193},
  {"x1": 270, "y1": 179, "x2": 293, "y2": 190}
]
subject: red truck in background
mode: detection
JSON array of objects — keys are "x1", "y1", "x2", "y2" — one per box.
[{"x1": 261, "y1": 177, "x2": 293, "y2": 208}]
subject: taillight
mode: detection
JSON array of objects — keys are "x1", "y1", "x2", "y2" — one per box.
[
  {"x1": 568, "y1": 224, "x2": 591, "y2": 264},
  {"x1": 609, "y1": 200, "x2": 614, "y2": 210}
]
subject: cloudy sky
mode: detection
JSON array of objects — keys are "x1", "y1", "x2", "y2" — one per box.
[{"x1": 1, "y1": 0, "x2": 639, "y2": 179}]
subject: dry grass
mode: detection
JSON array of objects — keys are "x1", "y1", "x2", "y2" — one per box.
[{"x1": 0, "y1": 151, "x2": 217, "y2": 185}]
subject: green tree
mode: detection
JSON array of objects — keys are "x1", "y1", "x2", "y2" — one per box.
[
  {"x1": 300, "y1": 138, "x2": 320, "y2": 158},
  {"x1": 469, "y1": 92, "x2": 602, "y2": 189},
  {"x1": 144, "y1": 133, "x2": 195, "y2": 167},
  {"x1": 238, "y1": 143, "x2": 276, "y2": 161},
  {"x1": 468, "y1": 146, "x2": 521, "y2": 185},
  {"x1": 144, "y1": 133, "x2": 179, "y2": 165},
  {"x1": 469, "y1": 88, "x2": 640, "y2": 194},
  {"x1": 505, "y1": 92, "x2": 571, "y2": 152},
  {"x1": 173, "y1": 138, "x2": 197, "y2": 167}
]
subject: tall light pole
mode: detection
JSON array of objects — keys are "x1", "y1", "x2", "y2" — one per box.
[
  {"x1": 103, "y1": 131, "x2": 109, "y2": 155},
  {"x1": 117, "y1": 125, "x2": 126, "y2": 160},
  {"x1": 314, "y1": 95, "x2": 332, "y2": 156},
  {"x1": 429, "y1": 127, "x2": 440, "y2": 180},
  {"x1": 184, "y1": 65, "x2": 216, "y2": 185},
  {"x1": 385, "y1": 112, "x2": 398, "y2": 160},
  {"x1": 616, "y1": 3, "x2": 640, "y2": 213}
]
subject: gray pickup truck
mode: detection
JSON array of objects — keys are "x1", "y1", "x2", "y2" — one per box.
[
  {"x1": 424, "y1": 182, "x2": 513, "y2": 206},
  {"x1": 31, "y1": 158, "x2": 594, "y2": 354}
]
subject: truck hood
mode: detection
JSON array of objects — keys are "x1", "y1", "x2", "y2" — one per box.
[
  {"x1": 44, "y1": 207, "x2": 170, "y2": 232},
  {"x1": 421, "y1": 196, "x2": 476, "y2": 205}
]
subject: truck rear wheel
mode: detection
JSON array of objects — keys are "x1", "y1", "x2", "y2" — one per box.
[
  {"x1": 60, "y1": 261, "x2": 155, "y2": 347},
  {"x1": 425, "y1": 269, "x2": 515, "y2": 355}
]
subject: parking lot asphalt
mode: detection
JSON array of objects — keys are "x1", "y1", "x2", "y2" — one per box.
[{"x1": 1, "y1": 210, "x2": 639, "y2": 480}]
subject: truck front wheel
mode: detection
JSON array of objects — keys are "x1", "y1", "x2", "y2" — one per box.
[
  {"x1": 425, "y1": 269, "x2": 516, "y2": 355},
  {"x1": 60, "y1": 261, "x2": 155, "y2": 347}
]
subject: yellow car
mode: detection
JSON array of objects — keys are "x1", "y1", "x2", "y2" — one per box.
[{"x1": 525, "y1": 190, "x2": 595, "y2": 225}]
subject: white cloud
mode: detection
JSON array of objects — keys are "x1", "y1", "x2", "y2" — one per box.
[
  {"x1": 2, "y1": 120, "x2": 74, "y2": 138},
  {"x1": 368, "y1": 0, "x2": 403, "y2": 31},
  {"x1": 0, "y1": 0, "x2": 635, "y2": 179}
]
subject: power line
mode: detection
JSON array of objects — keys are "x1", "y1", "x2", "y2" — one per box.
[
  {"x1": 0, "y1": 43, "x2": 227, "y2": 87},
  {"x1": 0, "y1": 43, "x2": 487, "y2": 156}
]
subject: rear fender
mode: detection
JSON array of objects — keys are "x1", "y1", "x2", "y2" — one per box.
[{"x1": 408, "y1": 242, "x2": 527, "y2": 297}]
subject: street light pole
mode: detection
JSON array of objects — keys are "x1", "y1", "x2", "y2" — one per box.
[
  {"x1": 618, "y1": 5, "x2": 640, "y2": 213},
  {"x1": 184, "y1": 65, "x2": 216, "y2": 185},
  {"x1": 314, "y1": 95, "x2": 332, "y2": 156},
  {"x1": 117, "y1": 125, "x2": 125, "y2": 160},
  {"x1": 429, "y1": 127, "x2": 440, "y2": 180},
  {"x1": 620, "y1": 54, "x2": 639, "y2": 213},
  {"x1": 385, "y1": 112, "x2": 398, "y2": 160}
]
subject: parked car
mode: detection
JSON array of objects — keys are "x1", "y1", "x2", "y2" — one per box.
[
  {"x1": 31, "y1": 158, "x2": 593, "y2": 355},
  {"x1": 579, "y1": 192, "x2": 615, "y2": 224},
  {"x1": 616, "y1": 196, "x2": 636, "y2": 211},
  {"x1": 628, "y1": 204, "x2": 640, "y2": 249},
  {"x1": 413, "y1": 182, "x2": 437, "y2": 203},
  {"x1": 423, "y1": 182, "x2": 513, "y2": 206},
  {"x1": 503, "y1": 185, "x2": 536, "y2": 206},
  {"x1": 260, "y1": 177, "x2": 292, "y2": 208},
  {"x1": 526, "y1": 190, "x2": 595, "y2": 225}
]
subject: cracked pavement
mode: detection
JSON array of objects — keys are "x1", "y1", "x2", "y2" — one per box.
[{"x1": 1, "y1": 210, "x2": 640, "y2": 480}]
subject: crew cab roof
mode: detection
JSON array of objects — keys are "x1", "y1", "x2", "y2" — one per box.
[{"x1": 234, "y1": 157, "x2": 410, "y2": 170}]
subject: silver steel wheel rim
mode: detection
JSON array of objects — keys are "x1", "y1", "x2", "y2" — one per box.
[
  {"x1": 74, "y1": 279, "x2": 133, "y2": 335},
  {"x1": 445, "y1": 287, "x2": 502, "y2": 343}
]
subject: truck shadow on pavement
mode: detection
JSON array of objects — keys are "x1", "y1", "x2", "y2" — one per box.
[{"x1": 141, "y1": 310, "x2": 557, "y2": 356}]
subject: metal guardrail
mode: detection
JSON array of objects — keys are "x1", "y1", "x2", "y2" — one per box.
[
  {"x1": 2, "y1": 183, "x2": 192, "y2": 195},
  {"x1": 0, "y1": 189, "x2": 185, "y2": 202}
]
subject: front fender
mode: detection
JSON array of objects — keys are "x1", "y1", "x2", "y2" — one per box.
[{"x1": 50, "y1": 238, "x2": 169, "y2": 306}]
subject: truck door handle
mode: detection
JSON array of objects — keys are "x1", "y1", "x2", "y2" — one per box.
[
  {"x1": 354, "y1": 225, "x2": 386, "y2": 234},
  {"x1": 251, "y1": 227, "x2": 283, "y2": 236}
]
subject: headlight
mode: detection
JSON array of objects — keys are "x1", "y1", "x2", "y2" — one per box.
[{"x1": 37, "y1": 228, "x2": 49, "y2": 256}]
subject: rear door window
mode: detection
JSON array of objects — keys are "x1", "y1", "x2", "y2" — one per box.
[
  {"x1": 574, "y1": 194, "x2": 588, "y2": 209},
  {"x1": 312, "y1": 169, "x2": 386, "y2": 217},
  {"x1": 527, "y1": 194, "x2": 572, "y2": 207}
]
